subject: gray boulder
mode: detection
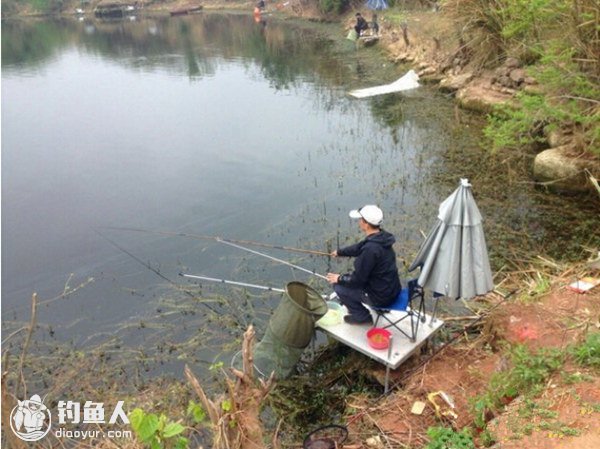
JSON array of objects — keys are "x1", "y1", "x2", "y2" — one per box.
[{"x1": 533, "y1": 146, "x2": 597, "y2": 193}]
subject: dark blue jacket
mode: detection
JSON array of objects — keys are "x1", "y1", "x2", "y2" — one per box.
[{"x1": 337, "y1": 230, "x2": 401, "y2": 306}]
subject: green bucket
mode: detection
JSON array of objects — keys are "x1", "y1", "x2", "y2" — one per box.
[{"x1": 268, "y1": 281, "x2": 327, "y2": 349}]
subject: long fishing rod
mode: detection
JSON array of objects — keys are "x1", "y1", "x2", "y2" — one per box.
[
  {"x1": 179, "y1": 273, "x2": 285, "y2": 293},
  {"x1": 97, "y1": 226, "x2": 330, "y2": 257},
  {"x1": 93, "y1": 229, "x2": 223, "y2": 316},
  {"x1": 216, "y1": 238, "x2": 328, "y2": 281},
  {"x1": 181, "y1": 273, "x2": 337, "y2": 301}
]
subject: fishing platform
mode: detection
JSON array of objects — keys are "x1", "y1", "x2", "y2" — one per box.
[{"x1": 316, "y1": 305, "x2": 444, "y2": 392}]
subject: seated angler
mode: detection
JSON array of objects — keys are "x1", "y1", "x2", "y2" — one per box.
[
  {"x1": 354, "y1": 12, "x2": 369, "y2": 37},
  {"x1": 326, "y1": 205, "x2": 401, "y2": 325}
]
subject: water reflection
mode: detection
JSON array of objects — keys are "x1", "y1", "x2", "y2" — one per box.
[
  {"x1": 3, "y1": 14, "x2": 347, "y2": 86},
  {"x1": 3, "y1": 13, "x2": 447, "y2": 346}
]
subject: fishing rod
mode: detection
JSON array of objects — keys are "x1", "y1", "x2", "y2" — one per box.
[
  {"x1": 216, "y1": 238, "x2": 328, "y2": 281},
  {"x1": 93, "y1": 229, "x2": 224, "y2": 316},
  {"x1": 97, "y1": 226, "x2": 330, "y2": 257},
  {"x1": 180, "y1": 273, "x2": 285, "y2": 293},
  {"x1": 181, "y1": 273, "x2": 338, "y2": 301}
]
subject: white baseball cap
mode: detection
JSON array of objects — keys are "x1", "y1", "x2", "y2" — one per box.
[{"x1": 349, "y1": 205, "x2": 383, "y2": 226}]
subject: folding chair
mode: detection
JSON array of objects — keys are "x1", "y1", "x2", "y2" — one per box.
[{"x1": 371, "y1": 279, "x2": 426, "y2": 342}]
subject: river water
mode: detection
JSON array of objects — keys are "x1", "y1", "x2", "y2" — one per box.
[{"x1": 2, "y1": 13, "x2": 598, "y2": 375}]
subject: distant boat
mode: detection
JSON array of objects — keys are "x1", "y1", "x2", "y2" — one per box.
[
  {"x1": 170, "y1": 5, "x2": 203, "y2": 16},
  {"x1": 94, "y1": 2, "x2": 137, "y2": 18}
]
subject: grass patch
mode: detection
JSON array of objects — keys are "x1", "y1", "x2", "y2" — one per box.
[
  {"x1": 470, "y1": 345, "x2": 564, "y2": 429},
  {"x1": 447, "y1": 0, "x2": 600, "y2": 156},
  {"x1": 571, "y1": 332, "x2": 600, "y2": 369},
  {"x1": 425, "y1": 426, "x2": 476, "y2": 449}
]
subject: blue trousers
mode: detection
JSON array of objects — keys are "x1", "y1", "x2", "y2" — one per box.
[{"x1": 333, "y1": 284, "x2": 373, "y2": 321}]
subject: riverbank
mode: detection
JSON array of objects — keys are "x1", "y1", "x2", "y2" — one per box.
[
  {"x1": 3, "y1": 262, "x2": 598, "y2": 448},
  {"x1": 348, "y1": 5, "x2": 600, "y2": 195}
]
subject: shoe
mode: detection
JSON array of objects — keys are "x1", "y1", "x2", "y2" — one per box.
[{"x1": 344, "y1": 314, "x2": 373, "y2": 325}]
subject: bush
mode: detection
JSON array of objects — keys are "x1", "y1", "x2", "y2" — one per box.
[
  {"x1": 470, "y1": 345, "x2": 564, "y2": 429},
  {"x1": 426, "y1": 426, "x2": 476, "y2": 449},
  {"x1": 318, "y1": 0, "x2": 349, "y2": 14},
  {"x1": 485, "y1": 47, "x2": 600, "y2": 154},
  {"x1": 572, "y1": 332, "x2": 600, "y2": 369},
  {"x1": 446, "y1": 0, "x2": 599, "y2": 155}
]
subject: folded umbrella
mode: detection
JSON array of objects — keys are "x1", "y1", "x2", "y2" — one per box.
[
  {"x1": 409, "y1": 179, "x2": 494, "y2": 299},
  {"x1": 366, "y1": 0, "x2": 388, "y2": 10}
]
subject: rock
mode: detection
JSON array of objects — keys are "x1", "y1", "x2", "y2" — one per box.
[
  {"x1": 420, "y1": 72, "x2": 445, "y2": 84},
  {"x1": 365, "y1": 436, "x2": 384, "y2": 448},
  {"x1": 439, "y1": 61, "x2": 453, "y2": 73},
  {"x1": 496, "y1": 74, "x2": 514, "y2": 88},
  {"x1": 497, "y1": 86, "x2": 518, "y2": 95},
  {"x1": 361, "y1": 36, "x2": 379, "y2": 48},
  {"x1": 439, "y1": 72, "x2": 473, "y2": 92},
  {"x1": 586, "y1": 252, "x2": 600, "y2": 270},
  {"x1": 456, "y1": 84, "x2": 512, "y2": 113},
  {"x1": 418, "y1": 66, "x2": 437, "y2": 77},
  {"x1": 494, "y1": 66, "x2": 511, "y2": 78},
  {"x1": 545, "y1": 128, "x2": 569, "y2": 148},
  {"x1": 509, "y1": 68, "x2": 527, "y2": 85},
  {"x1": 533, "y1": 145, "x2": 595, "y2": 193},
  {"x1": 505, "y1": 57, "x2": 521, "y2": 68},
  {"x1": 394, "y1": 52, "x2": 408, "y2": 63}
]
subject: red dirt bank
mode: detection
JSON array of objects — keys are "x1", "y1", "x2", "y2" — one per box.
[{"x1": 345, "y1": 284, "x2": 600, "y2": 448}]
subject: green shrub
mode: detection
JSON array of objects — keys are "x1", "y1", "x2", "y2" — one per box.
[
  {"x1": 130, "y1": 408, "x2": 188, "y2": 449},
  {"x1": 485, "y1": 46, "x2": 600, "y2": 155},
  {"x1": 510, "y1": 345, "x2": 563, "y2": 390},
  {"x1": 572, "y1": 332, "x2": 600, "y2": 369},
  {"x1": 426, "y1": 426, "x2": 476, "y2": 449},
  {"x1": 484, "y1": 93, "x2": 547, "y2": 151},
  {"x1": 318, "y1": 0, "x2": 349, "y2": 14},
  {"x1": 448, "y1": 0, "x2": 600, "y2": 155},
  {"x1": 470, "y1": 345, "x2": 564, "y2": 429}
]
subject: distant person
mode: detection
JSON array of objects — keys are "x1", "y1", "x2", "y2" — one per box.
[
  {"x1": 371, "y1": 13, "x2": 379, "y2": 35},
  {"x1": 254, "y1": 2, "x2": 263, "y2": 19},
  {"x1": 354, "y1": 13, "x2": 369, "y2": 37},
  {"x1": 326, "y1": 205, "x2": 401, "y2": 325}
]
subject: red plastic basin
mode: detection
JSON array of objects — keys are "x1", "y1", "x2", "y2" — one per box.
[{"x1": 367, "y1": 328, "x2": 391, "y2": 350}]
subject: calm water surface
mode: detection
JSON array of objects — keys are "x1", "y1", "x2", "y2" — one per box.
[{"x1": 2, "y1": 13, "x2": 597, "y2": 373}]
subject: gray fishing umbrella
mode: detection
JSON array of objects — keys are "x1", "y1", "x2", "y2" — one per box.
[
  {"x1": 409, "y1": 179, "x2": 494, "y2": 299},
  {"x1": 366, "y1": 0, "x2": 388, "y2": 10}
]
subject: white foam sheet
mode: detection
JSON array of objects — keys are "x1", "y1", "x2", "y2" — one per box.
[
  {"x1": 348, "y1": 69, "x2": 420, "y2": 98},
  {"x1": 316, "y1": 304, "x2": 444, "y2": 369}
]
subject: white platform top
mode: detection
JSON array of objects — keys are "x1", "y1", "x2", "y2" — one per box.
[{"x1": 316, "y1": 304, "x2": 444, "y2": 369}]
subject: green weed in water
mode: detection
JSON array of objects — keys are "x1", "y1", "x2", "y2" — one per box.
[
  {"x1": 130, "y1": 408, "x2": 188, "y2": 449},
  {"x1": 186, "y1": 400, "x2": 206, "y2": 424}
]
